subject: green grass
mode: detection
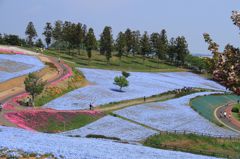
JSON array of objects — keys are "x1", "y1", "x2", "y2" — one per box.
[
  {"x1": 232, "y1": 104, "x2": 240, "y2": 121},
  {"x1": 190, "y1": 94, "x2": 240, "y2": 123},
  {"x1": 43, "y1": 49, "x2": 186, "y2": 72},
  {"x1": 144, "y1": 133, "x2": 240, "y2": 158},
  {"x1": 39, "y1": 114, "x2": 102, "y2": 133}
]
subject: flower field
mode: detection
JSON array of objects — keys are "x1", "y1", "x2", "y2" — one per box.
[
  {"x1": 45, "y1": 68, "x2": 226, "y2": 110},
  {"x1": 62, "y1": 115, "x2": 157, "y2": 142},
  {"x1": 0, "y1": 126, "x2": 218, "y2": 159},
  {"x1": 0, "y1": 54, "x2": 44, "y2": 83},
  {"x1": 115, "y1": 92, "x2": 238, "y2": 137}
]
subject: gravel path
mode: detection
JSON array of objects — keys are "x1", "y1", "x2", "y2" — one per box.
[
  {"x1": 45, "y1": 68, "x2": 226, "y2": 110},
  {"x1": 0, "y1": 126, "x2": 218, "y2": 159}
]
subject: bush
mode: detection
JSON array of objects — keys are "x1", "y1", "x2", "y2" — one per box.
[
  {"x1": 86, "y1": 134, "x2": 120, "y2": 141},
  {"x1": 232, "y1": 107, "x2": 239, "y2": 113}
]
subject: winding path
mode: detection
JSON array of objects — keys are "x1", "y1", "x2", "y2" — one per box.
[
  {"x1": 0, "y1": 53, "x2": 72, "y2": 127},
  {"x1": 215, "y1": 103, "x2": 240, "y2": 133}
]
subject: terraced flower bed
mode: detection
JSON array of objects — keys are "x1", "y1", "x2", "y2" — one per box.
[
  {"x1": 4, "y1": 109, "x2": 102, "y2": 133},
  {"x1": 45, "y1": 68, "x2": 226, "y2": 110}
]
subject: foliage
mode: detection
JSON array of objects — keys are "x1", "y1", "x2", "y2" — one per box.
[
  {"x1": 122, "y1": 71, "x2": 130, "y2": 78},
  {"x1": 100, "y1": 26, "x2": 113, "y2": 64},
  {"x1": 25, "y1": 22, "x2": 37, "y2": 46},
  {"x1": 144, "y1": 133, "x2": 240, "y2": 158},
  {"x1": 203, "y1": 11, "x2": 240, "y2": 94},
  {"x1": 35, "y1": 38, "x2": 44, "y2": 48},
  {"x1": 140, "y1": 31, "x2": 151, "y2": 62},
  {"x1": 43, "y1": 22, "x2": 53, "y2": 48},
  {"x1": 0, "y1": 34, "x2": 26, "y2": 46},
  {"x1": 185, "y1": 54, "x2": 208, "y2": 72},
  {"x1": 24, "y1": 73, "x2": 46, "y2": 105},
  {"x1": 85, "y1": 28, "x2": 97, "y2": 63},
  {"x1": 113, "y1": 76, "x2": 129, "y2": 90},
  {"x1": 232, "y1": 107, "x2": 239, "y2": 113},
  {"x1": 115, "y1": 31, "x2": 126, "y2": 60}
]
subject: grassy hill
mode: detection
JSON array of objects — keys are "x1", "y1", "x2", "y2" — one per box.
[{"x1": 43, "y1": 49, "x2": 187, "y2": 72}]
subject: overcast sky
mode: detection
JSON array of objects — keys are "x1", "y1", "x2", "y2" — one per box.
[{"x1": 0, "y1": 0, "x2": 239, "y2": 55}]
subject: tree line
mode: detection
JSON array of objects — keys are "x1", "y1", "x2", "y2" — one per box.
[{"x1": 0, "y1": 21, "x2": 193, "y2": 67}]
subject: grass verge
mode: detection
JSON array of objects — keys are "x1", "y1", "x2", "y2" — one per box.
[{"x1": 144, "y1": 133, "x2": 240, "y2": 158}]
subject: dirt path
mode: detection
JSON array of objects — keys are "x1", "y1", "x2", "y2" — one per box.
[
  {"x1": 215, "y1": 103, "x2": 240, "y2": 133},
  {"x1": 95, "y1": 94, "x2": 176, "y2": 112},
  {"x1": 0, "y1": 53, "x2": 72, "y2": 127}
]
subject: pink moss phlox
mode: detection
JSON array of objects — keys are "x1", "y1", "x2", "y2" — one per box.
[
  {"x1": 0, "y1": 48, "x2": 25, "y2": 55},
  {"x1": 2, "y1": 102, "x2": 15, "y2": 110}
]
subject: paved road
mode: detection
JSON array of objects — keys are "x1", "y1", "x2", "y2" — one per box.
[{"x1": 216, "y1": 103, "x2": 240, "y2": 133}]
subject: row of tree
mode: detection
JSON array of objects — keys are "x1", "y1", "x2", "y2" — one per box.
[{"x1": 22, "y1": 21, "x2": 190, "y2": 65}]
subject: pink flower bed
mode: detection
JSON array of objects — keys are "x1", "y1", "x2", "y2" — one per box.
[
  {"x1": 0, "y1": 48, "x2": 25, "y2": 55},
  {"x1": 3, "y1": 93, "x2": 29, "y2": 111},
  {"x1": 4, "y1": 109, "x2": 102, "y2": 132}
]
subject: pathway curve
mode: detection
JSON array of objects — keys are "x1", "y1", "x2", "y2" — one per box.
[
  {"x1": 0, "y1": 53, "x2": 73, "y2": 127},
  {"x1": 215, "y1": 103, "x2": 240, "y2": 133}
]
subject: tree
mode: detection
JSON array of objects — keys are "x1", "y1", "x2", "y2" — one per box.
[
  {"x1": 132, "y1": 30, "x2": 141, "y2": 56},
  {"x1": 43, "y1": 22, "x2": 53, "y2": 48},
  {"x1": 52, "y1": 20, "x2": 63, "y2": 42},
  {"x1": 125, "y1": 28, "x2": 133, "y2": 55},
  {"x1": 114, "y1": 76, "x2": 129, "y2": 91},
  {"x1": 140, "y1": 31, "x2": 151, "y2": 63},
  {"x1": 158, "y1": 29, "x2": 168, "y2": 60},
  {"x1": 150, "y1": 32, "x2": 160, "y2": 59},
  {"x1": 35, "y1": 38, "x2": 44, "y2": 48},
  {"x1": 75, "y1": 23, "x2": 84, "y2": 54},
  {"x1": 168, "y1": 37, "x2": 176, "y2": 63},
  {"x1": 100, "y1": 26, "x2": 113, "y2": 64},
  {"x1": 24, "y1": 73, "x2": 46, "y2": 106},
  {"x1": 115, "y1": 32, "x2": 126, "y2": 60},
  {"x1": 85, "y1": 28, "x2": 97, "y2": 64},
  {"x1": 25, "y1": 22, "x2": 37, "y2": 46},
  {"x1": 122, "y1": 71, "x2": 130, "y2": 78},
  {"x1": 175, "y1": 36, "x2": 189, "y2": 65}
]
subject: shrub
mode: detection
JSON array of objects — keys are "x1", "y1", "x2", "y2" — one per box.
[{"x1": 232, "y1": 107, "x2": 239, "y2": 113}]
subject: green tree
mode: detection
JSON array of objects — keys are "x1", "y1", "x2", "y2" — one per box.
[
  {"x1": 114, "y1": 76, "x2": 129, "y2": 91},
  {"x1": 115, "y1": 31, "x2": 126, "y2": 60},
  {"x1": 100, "y1": 26, "x2": 113, "y2": 64},
  {"x1": 24, "y1": 73, "x2": 46, "y2": 106},
  {"x1": 175, "y1": 36, "x2": 189, "y2": 65},
  {"x1": 140, "y1": 31, "x2": 151, "y2": 63},
  {"x1": 25, "y1": 22, "x2": 37, "y2": 46},
  {"x1": 85, "y1": 28, "x2": 97, "y2": 64},
  {"x1": 158, "y1": 29, "x2": 168, "y2": 60},
  {"x1": 43, "y1": 22, "x2": 53, "y2": 48},
  {"x1": 35, "y1": 38, "x2": 44, "y2": 48},
  {"x1": 168, "y1": 37, "x2": 176, "y2": 63},
  {"x1": 122, "y1": 71, "x2": 130, "y2": 78},
  {"x1": 132, "y1": 30, "x2": 141, "y2": 56},
  {"x1": 125, "y1": 28, "x2": 133, "y2": 55}
]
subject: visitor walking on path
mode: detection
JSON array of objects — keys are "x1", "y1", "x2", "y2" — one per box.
[
  {"x1": 89, "y1": 103, "x2": 93, "y2": 110},
  {"x1": 0, "y1": 103, "x2": 2, "y2": 112},
  {"x1": 58, "y1": 57, "x2": 61, "y2": 63},
  {"x1": 224, "y1": 111, "x2": 227, "y2": 118}
]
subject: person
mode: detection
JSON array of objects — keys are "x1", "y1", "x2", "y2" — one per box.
[
  {"x1": 0, "y1": 103, "x2": 2, "y2": 112},
  {"x1": 224, "y1": 111, "x2": 227, "y2": 118},
  {"x1": 89, "y1": 103, "x2": 93, "y2": 110},
  {"x1": 58, "y1": 57, "x2": 61, "y2": 63},
  {"x1": 219, "y1": 111, "x2": 223, "y2": 118}
]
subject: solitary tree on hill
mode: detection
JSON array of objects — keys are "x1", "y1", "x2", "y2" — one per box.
[
  {"x1": 114, "y1": 76, "x2": 129, "y2": 91},
  {"x1": 25, "y1": 22, "x2": 37, "y2": 46},
  {"x1": 24, "y1": 73, "x2": 46, "y2": 106}
]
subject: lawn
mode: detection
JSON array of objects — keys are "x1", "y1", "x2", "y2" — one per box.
[
  {"x1": 232, "y1": 103, "x2": 240, "y2": 121},
  {"x1": 144, "y1": 133, "x2": 240, "y2": 158},
  {"x1": 190, "y1": 94, "x2": 240, "y2": 123},
  {"x1": 43, "y1": 49, "x2": 186, "y2": 72}
]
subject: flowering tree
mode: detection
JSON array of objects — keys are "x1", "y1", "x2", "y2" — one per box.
[{"x1": 203, "y1": 11, "x2": 240, "y2": 95}]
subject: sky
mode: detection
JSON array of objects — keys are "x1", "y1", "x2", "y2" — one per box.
[{"x1": 0, "y1": 0, "x2": 239, "y2": 55}]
